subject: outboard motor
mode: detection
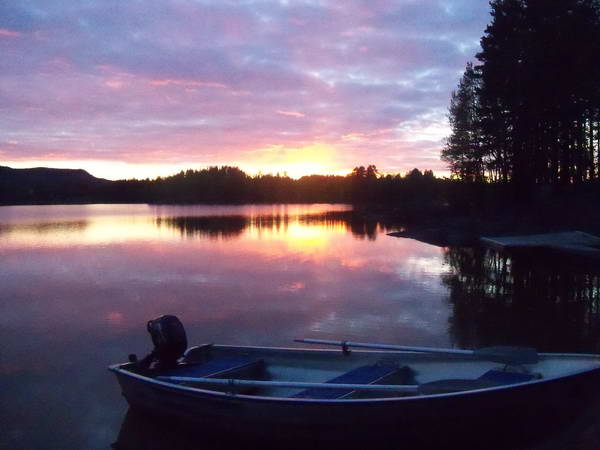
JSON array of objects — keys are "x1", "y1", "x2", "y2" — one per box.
[{"x1": 136, "y1": 315, "x2": 188, "y2": 371}]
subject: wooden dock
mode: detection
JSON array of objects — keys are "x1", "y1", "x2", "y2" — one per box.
[{"x1": 481, "y1": 231, "x2": 600, "y2": 259}]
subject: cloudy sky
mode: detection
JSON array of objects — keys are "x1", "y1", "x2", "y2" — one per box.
[{"x1": 1, "y1": 0, "x2": 490, "y2": 180}]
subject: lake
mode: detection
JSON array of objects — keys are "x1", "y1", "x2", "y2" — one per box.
[{"x1": 1, "y1": 204, "x2": 600, "y2": 449}]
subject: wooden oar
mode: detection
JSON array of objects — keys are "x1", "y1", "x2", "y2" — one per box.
[
  {"x1": 157, "y1": 376, "x2": 419, "y2": 393},
  {"x1": 295, "y1": 338, "x2": 539, "y2": 365}
]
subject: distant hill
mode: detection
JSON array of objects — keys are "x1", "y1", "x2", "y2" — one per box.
[{"x1": 0, "y1": 166, "x2": 113, "y2": 204}]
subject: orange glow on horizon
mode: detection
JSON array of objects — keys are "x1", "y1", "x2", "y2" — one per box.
[
  {"x1": 241, "y1": 143, "x2": 348, "y2": 179},
  {"x1": 2, "y1": 143, "x2": 351, "y2": 180},
  {"x1": 2, "y1": 144, "x2": 447, "y2": 181}
]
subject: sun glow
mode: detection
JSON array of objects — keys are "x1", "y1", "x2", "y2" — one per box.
[
  {"x1": 241, "y1": 217, "x2": 348, "y2": 257},
  {"x1": 3, "y1": 142, "x2": 350, "y2": 180},
  {"x1": 242, "y1": 143, "x2": 346, "y2": 179}
]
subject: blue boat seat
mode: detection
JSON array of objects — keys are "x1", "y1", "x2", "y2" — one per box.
[
  {"x1": 292, "y1": 364, "x2": 413, "y2": 400},
  {"x1": 418, "y1": 369, "x2": 537, "y2": 395},
  {"x1": 478, "y1": 369, "x2": 536, "y2": 385}
]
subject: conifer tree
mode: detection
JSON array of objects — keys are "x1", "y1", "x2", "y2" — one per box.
[
  {"x1": 442, "y1": 63, "x2": 485, "y2": 181},
  {"x1": 444, "y1": 0, "x2": 600, "y2": 185}
]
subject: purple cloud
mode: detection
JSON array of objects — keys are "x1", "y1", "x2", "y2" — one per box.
[{"x1": 0, "y1": 0, "x2": 491, "y2": 179}]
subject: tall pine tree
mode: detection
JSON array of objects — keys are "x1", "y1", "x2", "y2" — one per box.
[
  {"x1": 442, "y1": 63, "x2": 485, "y2": 182},
  {"x1": 444, "y1": 0, "x2": 600, "y2": 186}
]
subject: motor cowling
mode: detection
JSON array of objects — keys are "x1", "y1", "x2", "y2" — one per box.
[{"x1": 146, "y1": 315, "x2": 188, "y2": 367}]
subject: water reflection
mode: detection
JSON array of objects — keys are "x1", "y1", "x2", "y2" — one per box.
[
  {"x1": 8, "y1": 203, "x2": 600, "y2": 448},
  {"x1": 113, "y1": 407, "x2": 488, "y2": 450},
  {"x1": 444, "y1": 247, "x2": 600, "y2": 353},
  {"x1": 0, "y1": 204, "x2": 451, "y2": 450},
  {"x1": 0, "y1": 206, "x2": 391, "y2": 247},
  {"x1": 157, "y1": 216, "x2": 248, "y2": 240},
  {"x1": 0, "y1": 220, "x2": 88, "y2": 234},
  {"x1": 113, "y1": 410, "x2": 203, "y2": 450},
  {"x1": 0, "y1": 203, "x2": 353, "y2": 224},
  {"x1": 0, "y1": 220, "x2": 89, "y2": 245},
  {"x1": 156, "y1": 211, "x2": 390, "y2": 241},
  {"x1": 114, "y1": 409, "x2": 289, "y2": 450}
]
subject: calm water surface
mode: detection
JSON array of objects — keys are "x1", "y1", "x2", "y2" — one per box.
[{"x1": 1, "y1": 204, "x2": 599, "y2": 449}]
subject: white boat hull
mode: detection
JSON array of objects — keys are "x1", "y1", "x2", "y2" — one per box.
[{"x1": 110, "y1": 345, "x2": 600, "y2": 447}]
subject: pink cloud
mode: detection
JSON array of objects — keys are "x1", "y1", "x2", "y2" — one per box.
[
  {"x1": 0, "y1": 29, "x2": 20, "y2": 38},
  {"x1": 147, "y1": 79, "x2": 227, "y2": 89},
  {"x1": 276, "y1": 110, "x2": 305, "y2": 118}
]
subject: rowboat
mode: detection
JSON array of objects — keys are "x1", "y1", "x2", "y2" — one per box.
[{"x1": 109, "y1": 316, "x2": 600, "y2": 448}]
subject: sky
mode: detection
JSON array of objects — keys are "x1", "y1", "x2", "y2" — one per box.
[{"x1": 0, "y1": 0, "x2": 491, "y2": 180}]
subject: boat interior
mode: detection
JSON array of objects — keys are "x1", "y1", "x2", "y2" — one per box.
[{"x1": 121, "y1": 344, "x2": 600, "y2": 399}]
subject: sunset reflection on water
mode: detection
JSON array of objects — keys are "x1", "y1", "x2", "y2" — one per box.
[
  {"x1": 3, "y1": 204, "x2": 599, "y2": 449},
  {"x1": 0, "y1": 203, "x2": 355, "y2": 248},
  {"x1": 0, "y1": 204, "x2": 451, "y2": 449}
]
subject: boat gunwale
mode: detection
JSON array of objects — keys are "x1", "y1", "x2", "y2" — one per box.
[
  {"x1": 212, "y1": 343, "x2": 600, "y2": 360},
  {"x1": 108, "y1": 344, "x2": 600, "y2": 404}
]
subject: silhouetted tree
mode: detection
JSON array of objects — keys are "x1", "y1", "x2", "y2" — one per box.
[
  {"x1": 366, "y1": 165, "x2": 379, "y2": 179},
  {"x1": 444, "y1": 0, "x2": 600, "y2": 187},
  {"x1": 442, "y1": 63, "x2": 486, "y2": 182}
]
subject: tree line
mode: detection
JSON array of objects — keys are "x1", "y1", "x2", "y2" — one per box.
[
  {"x1": 0, "y1": 164, "x2": 446, "y2": 210},
  {"x1": 107, "y1": 165, "x2": 440, "y2": 205},
  {"x1": 442, "y1": 0, "x2": 600, "y2": 187}
]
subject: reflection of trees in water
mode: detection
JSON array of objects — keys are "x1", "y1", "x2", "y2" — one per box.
[
  {"x1": 348, "y1": 217, "x2": 380, "y2": 241},
  {"x1": 157, "y1": 216, "x2": 248, "y2": 240},
  {"x1": 443, "y1": 247, "x2": 600, "y2": 353},
  {"x1": 157, "y1": 212, "x2": 394, "y2": 241},
  {"x1": 0, "y1": 220, "x2": 88, "y2": 235},
  {"x1": 299, "y1": 212, "x2": 390, "y2": 241}
]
